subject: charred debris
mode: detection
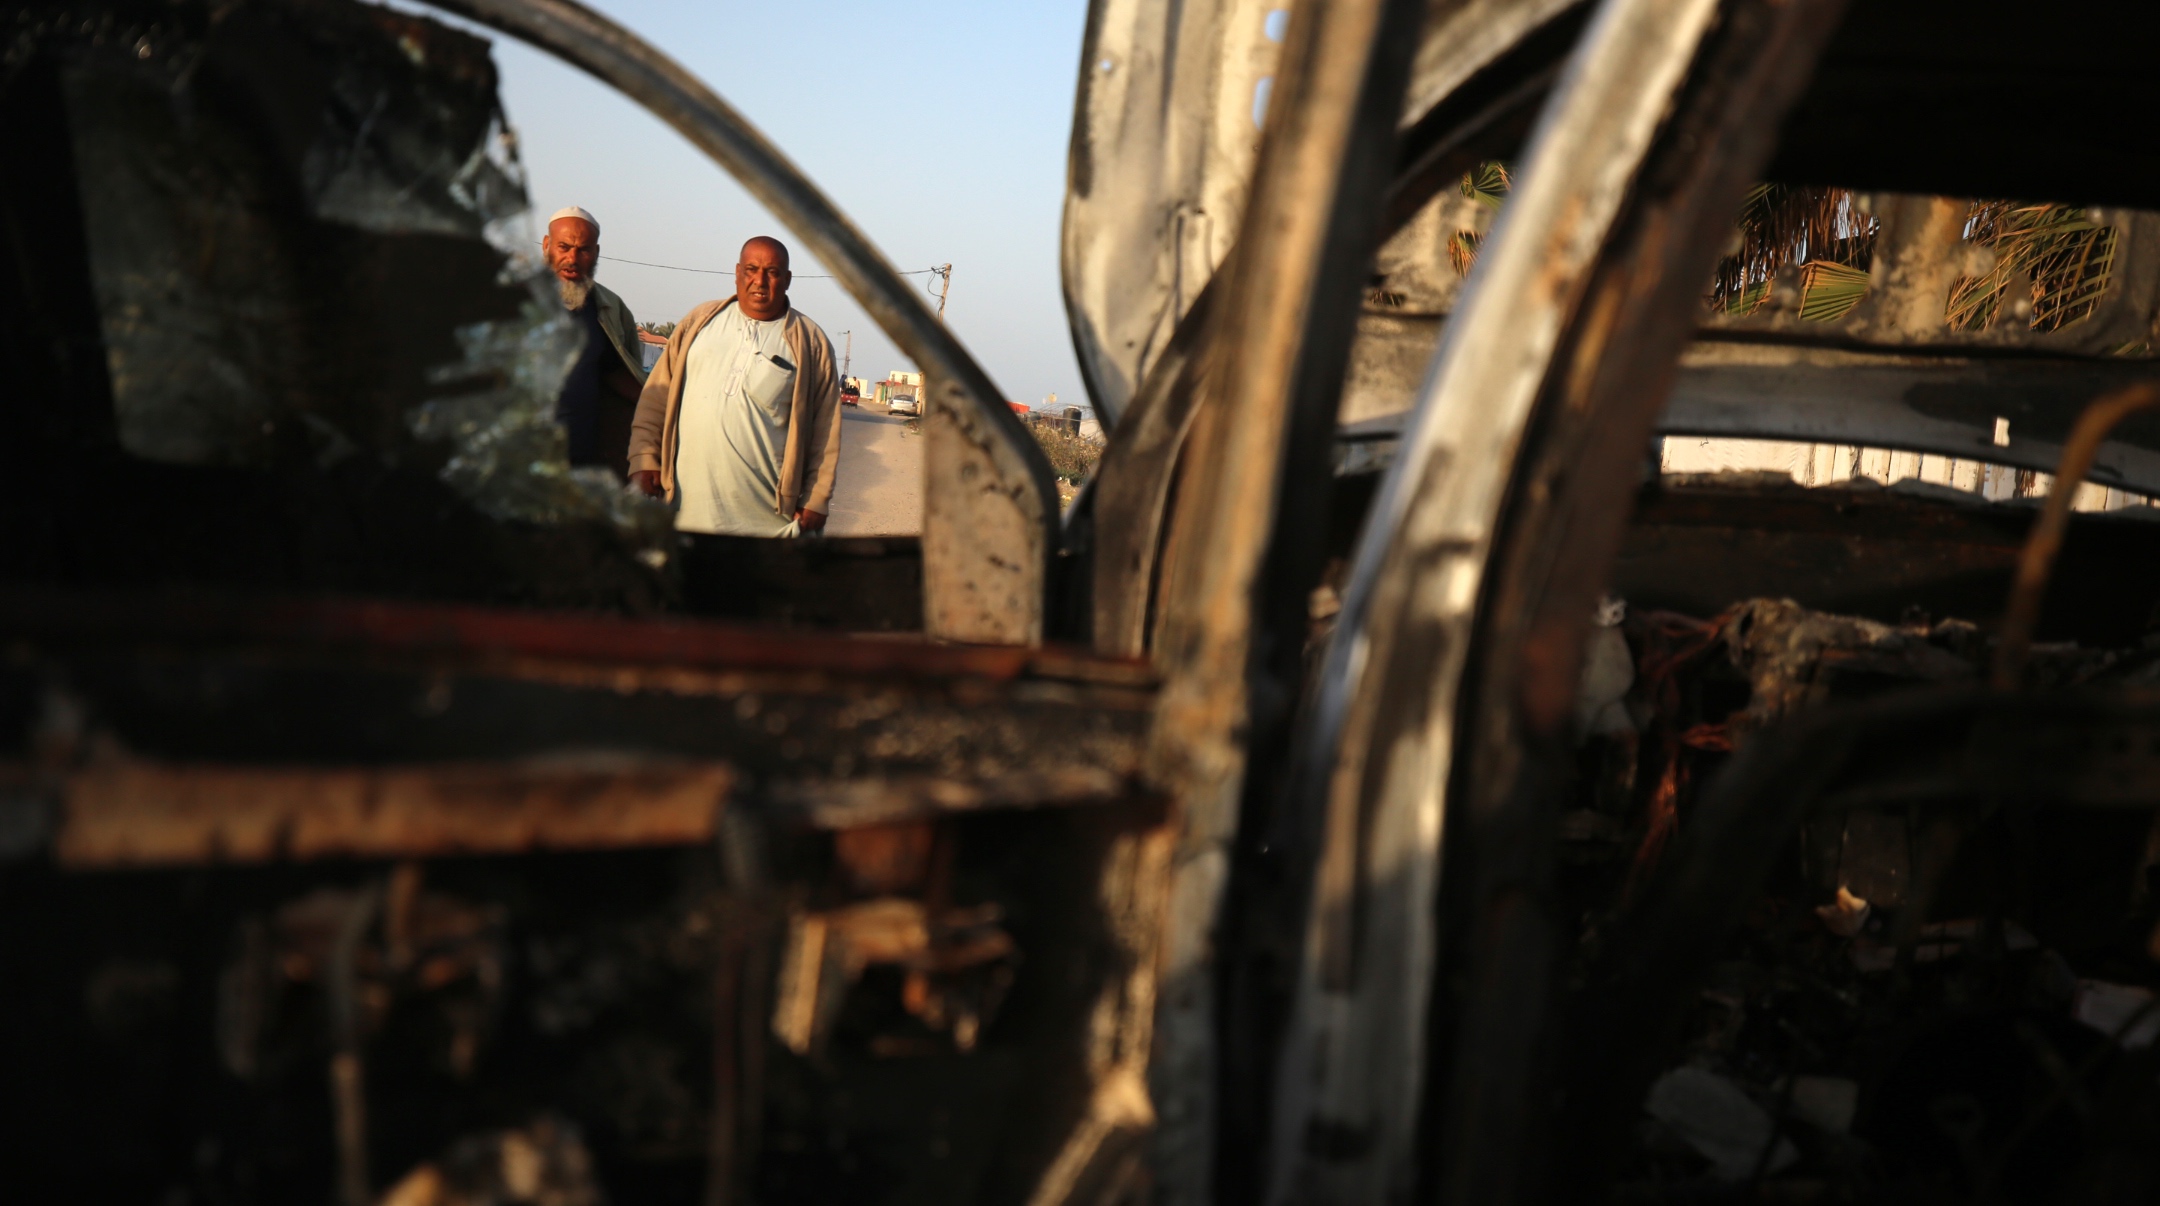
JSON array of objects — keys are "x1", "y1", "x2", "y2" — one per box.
[
  {"x1": 0, "y1": 3, "x2": 1149, "y2": 1203},
  {"x1": 1550, "y1": 590, "x2": 2160, "y2": 1203}
]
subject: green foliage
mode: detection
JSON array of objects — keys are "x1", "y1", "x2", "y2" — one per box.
[
  {"x1": 1706, "y1": 191, "x2": 2121, "y2": 331},
  {"x1": 1431, "y1": 164, "x2": 2129, "y2": 337},
  {"x1": 638, "y1": 321, "x2": 676, "y2": 336},
  {"x1": 1721, "y1": 279, "x2": 1771, "y2": 317},
  {"x1": 1946, "y1": 202, "x2": 2119, "y2": 333},
  {"x1": 1461, "y1": 161, "x2": 1511, "y2": 210},
  {"x1": 1796, "y1": 260, "x2": 1871, "y2": 322},
  {"x1": 1447, "y1": 230, "x2": 1484, "y2": 277},
  {"x1": 1415, "y1": 166, "x2": 2125, "y2": 335},
  {"x1": 1448, "y1": 162, "x2": 1512, "y2": 276},
  {"x1": 1709, "y1": 185, "x2": 1877, "y2": 315}
]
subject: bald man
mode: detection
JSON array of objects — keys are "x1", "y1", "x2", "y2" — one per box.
[
  {"x1": 543, "y1": 206, "x2": 647, "y2": 476},
  {"x1": 627, "y1": 236, "x2": 842, "y2": 536}
]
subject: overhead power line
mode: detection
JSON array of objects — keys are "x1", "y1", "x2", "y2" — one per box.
[{"x1": 600, "y1": 255, "x2": 940, "y2": 280}]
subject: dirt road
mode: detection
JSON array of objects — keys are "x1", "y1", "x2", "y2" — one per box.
[{"x1": 824, "y1": 407, "x2": 924, "y2": 537}]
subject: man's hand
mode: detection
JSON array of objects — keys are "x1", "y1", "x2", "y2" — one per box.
[
  {"x1": 794, "y1": 508, "x2": 827, "y2": 533},
  {"x1": 631, "y1": 470, "x2": 664, "y2": 497}
]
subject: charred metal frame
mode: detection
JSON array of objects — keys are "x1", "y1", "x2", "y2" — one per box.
[
  {"x1": 1262, "y1": 0, "x2": 1851, "y2": 1200},
  {"x1": 1064, "y1": 0, "x2": 1870, "y2": 1198},
  {"x1": 1352, "y1": 339, "x2": 2160, "y2": 501},
  {"x1": 1, "y1": 587, "x2": 1155, "y2": 857},
  {"x1": 1078, "y1": 0, "x2": 1593, "y2": 657},
  {"x1": 1133, "y1": 0, "x2": 1428, "y2": 1200}
]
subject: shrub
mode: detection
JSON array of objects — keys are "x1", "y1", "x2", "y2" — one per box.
[{"x1": 1030, "y1": 423, "x2": 1102, "y2": 485}]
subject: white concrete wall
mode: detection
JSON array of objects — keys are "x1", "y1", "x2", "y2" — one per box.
[{"x1": 1659, "y1": 436, "x2": 2146, "y2": 512}]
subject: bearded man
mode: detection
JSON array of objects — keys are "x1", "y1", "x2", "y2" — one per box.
[
  {"x1": 543, "y1": 206, "x2": 647, "y2": 476},
  {"x1": 628, "y1": 236, "x2": 841, "y2": 537}
]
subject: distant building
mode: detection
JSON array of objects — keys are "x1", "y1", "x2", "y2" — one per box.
[
  {"x1": 1028, "y1": 401, "x2": 1102, "y2": 443},
  {"x1": 871, "y1": 370, "x2": 922, "y2": 410},
  {"x1": 637, "y1": 329, "x2": 666, "y2": 372},
  {"x1": 1068, "y1": 406, "x2": 1103, "y2": 443}
]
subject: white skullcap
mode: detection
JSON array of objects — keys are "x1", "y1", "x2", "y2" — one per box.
[{"x1": 547, "y1": 206, "x2": 599, "y2": 234}]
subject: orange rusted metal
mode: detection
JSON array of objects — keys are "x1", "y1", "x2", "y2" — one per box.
[
  {"x1": 0, "y1": 587, "x2": 1153, "y2": 689},
  {"x1": 56, "y1": 758, "x2": 732, "y2": 867}
]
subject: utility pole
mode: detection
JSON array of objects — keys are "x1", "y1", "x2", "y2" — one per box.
[
  {"x1": 924, "y1": 266, "x2": 952, "y2": 424},
  {"x1": 838, "y1": 329, "x2": 851, "y2": 380}
]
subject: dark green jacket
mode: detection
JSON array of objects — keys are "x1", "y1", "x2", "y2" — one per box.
[{"x1": 592, "y1": 281, "x2": 648, "y2": 385}]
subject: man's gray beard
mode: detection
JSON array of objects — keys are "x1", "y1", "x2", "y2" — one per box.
[{"x1": 558, "y1": 275, "x2": 594, "y2": 310}]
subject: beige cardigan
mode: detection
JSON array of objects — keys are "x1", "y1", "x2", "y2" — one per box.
[{"x1": 626, "y1": 297, "x2": 844, "y2": 516}]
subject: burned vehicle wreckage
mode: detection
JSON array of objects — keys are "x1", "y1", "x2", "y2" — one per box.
[{"x1": 9, "y1": 0, "x2": 2160, "y2": 1202}]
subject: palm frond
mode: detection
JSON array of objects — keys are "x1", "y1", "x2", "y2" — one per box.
[
  {"x1": 1945, "y1": 202, "x2": 2119, "y2": 333},
  {"x1": 1460, "y1": 161, "x2": 1512, "y2": 211},
  {"x1": 1797, "y1": 260, "x2": 1871, "y2": 322},
  {"x1": 1722, "y1": 279, "x2": 1772, "y2": 317},
  {"x1": 1447, "y1": 162, "x2": 1513, "y2": 277},
  {"x1": 1448, "y1": 230, "x2": 1483, "y2": 277},
  {"x1": 1708, "y1": 185, "x2": 1878, "y2": 313}
]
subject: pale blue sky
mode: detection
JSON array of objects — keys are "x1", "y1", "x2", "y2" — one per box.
[{"x1": 453, "y1": 0, "x2": 1092, "y2": 410}]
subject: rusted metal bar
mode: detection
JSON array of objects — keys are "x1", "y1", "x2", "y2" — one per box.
[
  {"x1": 1270, "y1": 0, "x2": 1852, "y2": 1200},
  {"x1": 1271, "y1": 0, "x2": 1733, "y2": 1193},
  {"x1": 327, "y1": 883, "x2": 384, "y2": 1206},
  {"x1": 0, "y1": 587, "x2": 1154, "y2": 687},
  {"x1": 7, "y1": 608, "x2": 1156, "y2": 856},
  {"x1": 704, "y1": 816, "x2": 777, "y2": 1206},
  {"x1": 422, "y1": 0, "x2": 1057, "y2": 645},
  {"x1": 1082, "y1": 280, "x2": 1215, "y2": 657},
  {"x1": 706, "y1": 915, "x2": 750, "y2": 1206},
  {"x1": 769, "y1": 768, "x2": 1134, "y2": 830},
  {"x1": 55, "y1": 759, "x2": 731, "y2": 867},
  {"x1": 1420, "y1": 0, "x2": 1857, "y2": 1197},
  {"x1": 1138, "y1": 0, "x2": 1428, "y2": 1199},
  {"x1": 1992, "y1": 382, "x2": 2160, "y2": 688}
]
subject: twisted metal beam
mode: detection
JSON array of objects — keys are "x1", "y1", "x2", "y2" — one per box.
[
  {"x1": 1993, "y1": 381, "x2": 2160, "y2": 687},
  {"x1": 1268, "y1": 0, "x2": 1851, "y2": 1199}
]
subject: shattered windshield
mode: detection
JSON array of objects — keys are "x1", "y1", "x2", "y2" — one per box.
[{"x1": 9, "y1": 0, "x2": 672, "y2": 608}]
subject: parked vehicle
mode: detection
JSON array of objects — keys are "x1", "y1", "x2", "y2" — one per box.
[{"x1": 887, "y1": 392, "x2": 920, "y2": 416}]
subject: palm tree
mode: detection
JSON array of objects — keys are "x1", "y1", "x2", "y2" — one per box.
[
  {"x1": 1449, "y1": 170, "x2": 2123, "y2": 334},
  {"x1": 1708, "y1": 187, "x2": 2119, "y2": 333},
  {"x1": 1945, "y1": 201, "x2": 2119, "y2": 332},
  {"x1": 1708, "y1": 184, "x2": 1876, "y2": 319}
]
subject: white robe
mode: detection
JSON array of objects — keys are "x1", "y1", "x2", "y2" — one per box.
[{"x1": 671, "y1": 305, "x2": 800, "y2": 536}]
